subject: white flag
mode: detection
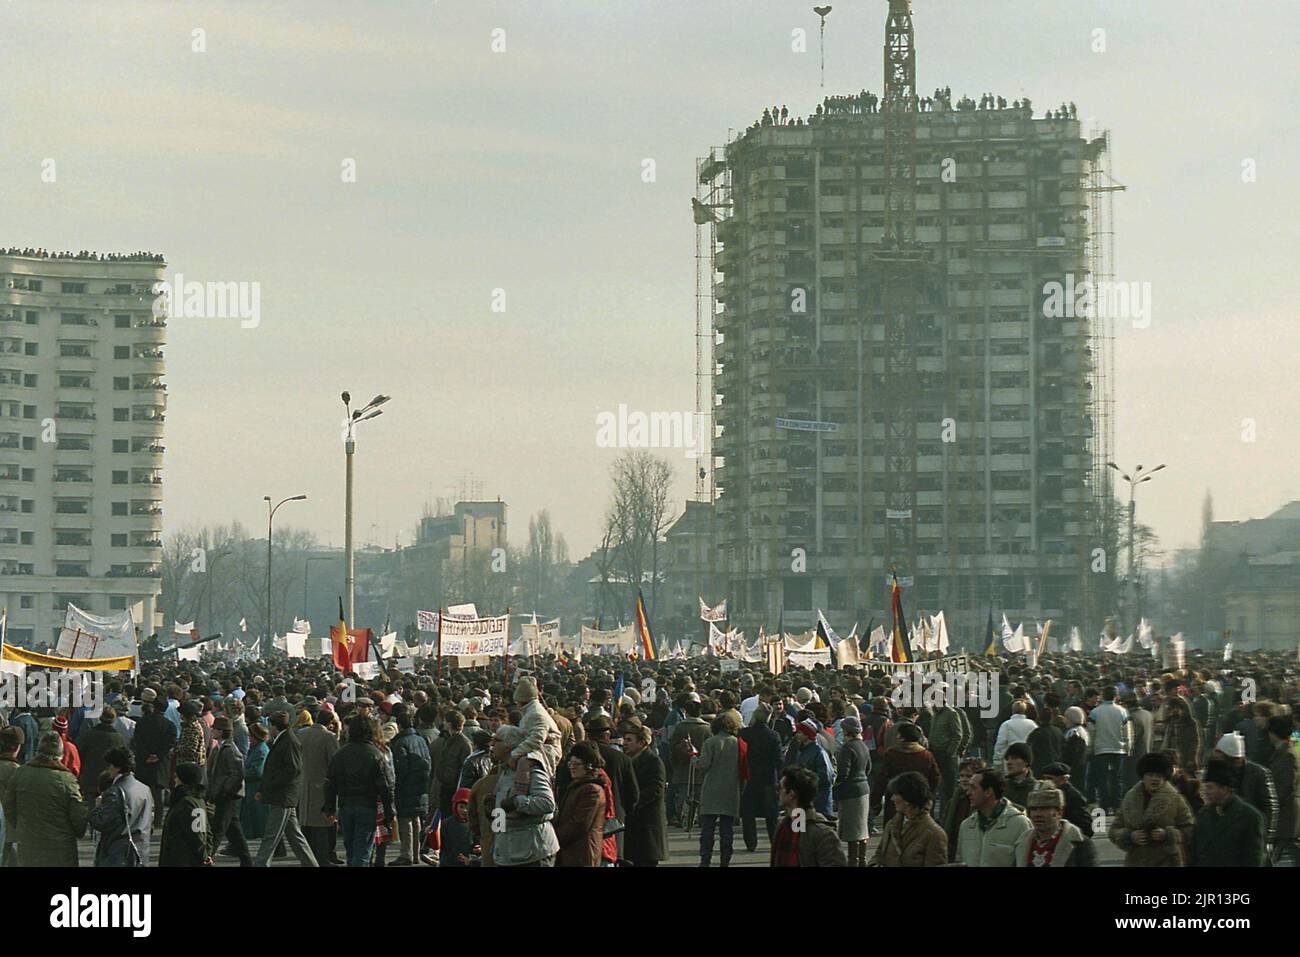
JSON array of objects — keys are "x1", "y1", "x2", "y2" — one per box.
[
  {"x1": 932, "y1": 611, "x2": 950, "y2": 654},
  {"x1": 1069, "y1": 626, "x2": 1082, "y2": 652},
  {"x1": 292, "y1": 618, "x2": 311, "y2": 635},
  {"x1": 174, "y1": 621, "x2": 195, "y2": 635}
]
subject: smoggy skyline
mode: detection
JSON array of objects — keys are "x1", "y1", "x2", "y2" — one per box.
[{"x1": 3, "y1": 1, "x2": 1298, "y2": 561}]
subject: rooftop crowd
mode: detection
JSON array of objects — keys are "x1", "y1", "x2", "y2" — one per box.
[
  {"x1": 1, "y1": 647, "x2": 1296, "y2": 869},
  {"x1": 1, "y1": 247, "x2": 165, "y2": 263}
]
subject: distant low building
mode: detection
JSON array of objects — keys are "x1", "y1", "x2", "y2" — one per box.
[{"x1": 1212, "y1": 502, "x2": 1300, "y2": 651}]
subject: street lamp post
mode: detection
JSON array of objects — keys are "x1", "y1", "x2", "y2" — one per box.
[
  {"x1": 206, "y1": 546, "x2": 232, "y2": 635},
  {"x1": 1106, "y1": 462, "x2": 1166, "y2": 630},
  {"x1": 341, "y1": 391, "x2": 390, "y2": 625},
  {"x1": 264, "y1": 494, "x2": 308, "y2": 644}
]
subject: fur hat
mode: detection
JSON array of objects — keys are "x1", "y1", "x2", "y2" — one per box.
[
  {"x1": 37, "y1": 731, "x2": 64, "y2": 759},
  {"x1": 1214, "y1": 732, "x2": 1245, "y2": 759},
  {"x1": 1136, "y1": 751, "x2": 1173, "y2": 779},
  {"x1": 1026, "y1": 784, "x2": 1065, "y2": 809},
  {"x1": 514, "y1": 676, "x2": 539, "y2": 705}
]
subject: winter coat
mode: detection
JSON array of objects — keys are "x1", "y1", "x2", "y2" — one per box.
[
  {"x1": 78, "y1": 723, "x2": 126, "y2": 799},
  {"x1": 177, "y1": 719, "x2": 208, "y2": 784},
  {"x1": 4, "y1": 758, "x2": 88, "y2": 867},
  {"x1": 738, "y1": 723, "x2": 782, "y2": 788},
  {"x1": 992, "y1": 714, "x2": 1038, "y2": 766},
  {"x1": 131, "y1": 713, "x2": 176, "y2": 788},
  {"x1": 432, "y1": 731, "x2": 471, "y2": 815},
  {"x1": 258, "y1": 727, "x2": 305, "y2": 808},
  {"x1": 468, "y1": 768, "x2": 499, "y2": 867},
  {"x1": 1027, "y1": 724, "x2": 1065, "y2": 774},
  {"x1": 1108, "y1": 780, "x2": 1195, "y2": 866},
  {"x1": 205, "y1": 739, "x2": 245, "y2": 802},
  {"x1": 1234, "y1": 760, "x2": 1277, "y2": 841},
  {"x1": 554, "y1": 775, "x2": 606, "y2": 866},
  {"x1": 956, "y1": 799, "x2": 1033, "y2": 867},
  {"x1": 928, "y1": 707, "x2": 970, "y2": 756},
  {"x1": 388, "y1": 727, "x2": 432, "y2": 818},
  {"x1": 833, "y1": 738, "x2": 871, "y2": 802},
  {"x1": 594, "y1": 740, "x2": 639, "y2": 822},
  {"x1": 513, "y1": 698, "x2": 563, "y2": 779},
  {"x1": 1004, "y1": 771, "x2": 1037, "y2": 811},
  {"x1": 1189, "y1": 796, "x2": 1265, "y2": 867},
  {"x1": 1061, "y1": 726, "x2": 1089, "y2": 779},
  {"x1": 1129, "y1": 707, "x2": 1154, "y2": 760},
  {"x1": 770, "y1": 810, "x2": 846, "y2": 867},
  {"x1": 158, "y1": 786, "x2": 214, "y2": 866},
  {"x1": 89, "y1": 771, "x2": 153, "y2": 867},
  {"x1": 667, "y1": 716, "x2": 710, "y2": 785},
  {"x1": 795, "y1": 739, "x2": 835, "y2": 816},
  {"x1": 297, "y1": 723, "x2": 340, "y2": 827},
  {"x1": 1013, "y1": 820, "x2": 1097, "y2": 867},
  {"x1": 697, "y1": 732, "x2": 742, "y2": 818},
  {"x1": 241, "y1": 742, "x2": 270, "y2": 840},
  {"x1": 624, "y1": 747, "x2": 668, "y2": 863},
  {"x1": 1269, "y1": 739, "x2": 1300, "y2": 843},
  {"x1": 492, "y1": 756, "x2": 559, "y2": 866},
  {"x1": 872, "y1": 743, "x2": 940, "y2": 820},
  {"x1": 323, "y1": 741, "x2": 395, "y2": 819},
  {"x1": 869, "y1": 810, "x2": 947, "y2": 866},
  {"x1": 1159, "y1": 715, "x2": 1202, "y2": 772}
]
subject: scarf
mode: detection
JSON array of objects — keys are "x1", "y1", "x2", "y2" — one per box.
[
  {"x1": 1028, "y1": 826, "x2": 1065, "y2": 867},
  {"x1": 977, "y1": 798, "x2": 1008, "y2": 832}
]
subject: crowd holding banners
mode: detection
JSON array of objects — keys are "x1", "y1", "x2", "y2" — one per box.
[{"x1": 0, "y1": 627, "x2": 1296, "y2": 879}]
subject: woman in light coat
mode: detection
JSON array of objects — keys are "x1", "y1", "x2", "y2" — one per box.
[
  {"x1": 869, "y1": 771, "x2": 948, "y2": 867},
  {"x1": 696, "y1": 714, "x2": 743, "y2": 867}
]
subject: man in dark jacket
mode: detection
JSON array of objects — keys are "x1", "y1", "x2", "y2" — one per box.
[
  {"x1": 1267, "y1": 715, "x2": 1300, "y2": 866},
  {"x1": 621, "y1": 724, "x2": 668, "y2": 866},
  {"x1": 388, "y1": 704, "x2": 432, "y2": 866},
  {"x1": 738, "y1": 704, "x2": 782, "y2": 851},
  {"x1": 1211, "y1": 732, "x2": 1276, "y2": 845},
  {"x1": 159, "y1": 762, "x2": 214, "y2": 866},
  {"x1": 132, "y1": 700, "x2": 176, "y2": 826},
  {"x1": 88, "y1": 747, "x2": 153, "y2": 866},
  {"x1": 1189, "y1": 760, "x2": 1265, "y2": 866},
  {"x1": 431, "y1": 709, "x2": 471, "y2": 820},
  {"x1": 322, "y1": 713, "x2": 395, "y2": 867},
  {"x1": 253, "y1": 710, "x2": 317, "y2": 866},
  {"x1": 1041, "y1": 762, "x2": 1094, "y2": 838},
  {"x1": 205, "y1": 714, "x2": 253, "y2": 866},
  {"x1": 78, "y1": 709, "x2": 126, "y2": 805}
]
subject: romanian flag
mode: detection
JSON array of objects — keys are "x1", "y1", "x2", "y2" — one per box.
[
  {"x1": 330, "y1": 597, "x2": 372, "y2": 671},
  {"x1": 984, "y1": 606, "x2": 997, "y2": 657},
  {"x1": 889, "y1": 573, "x2": 913, "y2": 664},
  {"x1": 634, "y1": 590, "x2": 656, "y2": 661}
]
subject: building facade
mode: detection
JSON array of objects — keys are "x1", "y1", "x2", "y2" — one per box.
[
  {"x1": 1, "y1": 252, "x2": 167, "y2": 648},
  {"x1": 707, "y1": 103, "x2": 1112, "y2": 636}
]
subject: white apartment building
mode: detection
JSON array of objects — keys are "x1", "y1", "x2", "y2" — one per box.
[{"x1": 0, "y1": 251, "x2": 167, "y2": 649}]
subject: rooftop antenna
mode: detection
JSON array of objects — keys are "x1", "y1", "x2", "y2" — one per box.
[{"x1": 814, "y1": 6, "x2": 833, "y2": 87}]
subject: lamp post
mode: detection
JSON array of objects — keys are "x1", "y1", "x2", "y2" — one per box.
[
  {"x1": 1106, "y1": 462, "x2": 1166, "y2": 629},
  {"x1": 264, "y1": 494, "x2": 307, "y2": 643},
  {"x1": 341, "y1": 391, "x2": 390, "y2": 626}
]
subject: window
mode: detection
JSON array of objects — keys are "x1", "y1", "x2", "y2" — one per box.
[
  {"x1": 23, "y1": 342, "x2": 36, "y2": 356},
  {"x1": 22, "y1": 405, "x2": 36, "y2": 419},
  {"x1": 20, "y1": 531, "x2": 33, "y2": 544},
  {"x1": 113, "y1": 377, "x2": 129, "y2": 390},
  {"x1": 19, "y1": 595, "x2": 33, "y2": 609},
  {"x1": 111, "y1": 501, "x2": 127, "y2": 516},
  {"x1": 112, "y1": 470, "x2": 128, "y2": 484},
  {"x1": 113, "y1": 408, "x2": 129, "y2": 422},
  {"x1": 112, "y1": 439, "x2": 128, "y2": 453},
  {"x1": 24, "y1": 311, "x2": 38, "y2": 325},
  {"x1": 21, "y1": 437, "x2": 33, "y2": 450},
  {"x1": 114, "y1": 346, "x2": 130, "y2": 359},
  {"x1": 783, "y1": 577, "x2": 812, "y2": 611},
  {"x1": 21, "y1": 499, "x2": 33, "y2": 513},
  {"x1": 114, "y1": 315, "x2": 131, "y2": 329},
  {"x1": 21, "y1": 468, "x2": 33, "y2": 481},
  {"x1": 60, "y1": 282, "x2": 87, "y2": 293},
  {"x1": 111, "y1": 534, "x2": 128, "y2": 547},
  {"x1": 109, "y1": 596, "x2": 128, "y2": 611},
  {"x1": 23, "y1": 374, "x2": 36, "y2": 387}
]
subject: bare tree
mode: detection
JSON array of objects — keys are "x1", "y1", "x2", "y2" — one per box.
[{"x1": 603, "y1": 450, "x2": 677, "y2": 617}]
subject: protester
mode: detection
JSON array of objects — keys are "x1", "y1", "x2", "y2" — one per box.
[
  {"x1": 241, "y1": 721, "x2": 271, "y2": 842},
  {"x1": 1188, "y1": 759, "x2": 1266, "y2": 866},
  {"x1": 737, "y1": 703, "x2": 782, "y2": 852},
  {"x1": 322, "y1": 714, "x2": 395, "y2": 867},
  {"x1": 1014, "y1": 784, "x2": 1096, "y2": 867},
  {"x1": 388, "y1": 703, "x2": 432, "y2": 866},
  {"x1": 298, "y1": 704, "x2": 341, "y2": 866},
  {"x1": 1267, "y1": 714, "x2": 1300, "y2": 865},
  {"x1": 254, "y1": 710, "x2": 317, "y2": 867},
  {"x1": 0, "y1": 727, "x2": 22, "y2": 866},
  {"x1": 834, "y1": 715, "x2": 871, "y2": 865},
  {"x1": 490, "y1": 725, "x2": 559, "y2": 867},
  {"x1": 956, "y1": 767, "x2": 1033, "y2": 866},
  {"x1": 78, "y1": 709, "x2": 126, "y2": 805},
  {"x1": 159, "y1": 763, "x2": 213, "y2": 867},
  {"x1": 1108, "y1": 751, "x2": 1194, "y2": 866},
  {"x1": 868, "y1": 771, "x2": 946, "y2": 866},
  {"x1": 771, "y1": 766, "x2": 846, "y2": 867},
  {"x1": 621, "y1": 723, "x2": 668, "y2": 866},
  {"x1": 554, "y1": 741, "x2": 608, "y2": 866},
  {"x1": 2, "y1": 732, "x2": 88, "y2": 867},
  {"x1": 696, "y1": 712, "x2": 743, "y2": 867},
  {"x1": 89, "y1": 746, "x2": 152, "y2": 866},
  {"x1": 1086, "y1": 686, "x2": 1131, "y2": 811}
]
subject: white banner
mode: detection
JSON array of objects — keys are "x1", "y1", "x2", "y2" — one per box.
[
  {"x1": 440, "y1": 614, "x2": 509, "y2": 656},
  {"x1": 58, "y1": 604, "x2": 137, "y2": 662},
  {"x1": 788, "y1": 647, "x2": 832, "y2": 669},
  {"x1": 178, "y1": 645, "x2": 202, "y2": 662},
  {"x1": 581, "y1": 624, "x2": 636, "y2": 651},
  {"x1": 396, "y1": 657, "x2": 416, "y2": 674},
  {"x1": 286, "y1": 634, "x2": 308, "y2": 659},
  {"x1": 699, "y1": 598, "x2": 728, "y2": 622},
  {"x1": 292, "y1": 618, "x2": 311, "y2": 635},
  {"x1": 173, "y1": 620, "x2": 194, "y2": 635},
  {"x1": 417, "y1": 610, "x2": 439, "y2": 632},
  {"x1": 353, "y1": 661, "x2": 380, "y2": 680}
]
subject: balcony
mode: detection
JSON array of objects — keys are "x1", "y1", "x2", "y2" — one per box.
[
  {"x1": 130, "y1": 502, "x2": 163, "y2": 517},
  {"x1": 54, "y1": 471, "x2": 93, "y2": 483},
  {"x1": 56, "y1": 408, "x2": 96, "y2": 421}
]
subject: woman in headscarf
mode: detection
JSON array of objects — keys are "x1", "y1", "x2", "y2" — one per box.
[
  {"x1": 834, "y1": 716, "x2": 872, "y2": 866},
  {"x1": 553, "y1": 741, "x2": 609, "y2": 866}
]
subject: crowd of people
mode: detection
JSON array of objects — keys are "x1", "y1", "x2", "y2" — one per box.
[
  {"x1": 0, "y1": 647, "x2": 1297, "y2": 869},
  {"x1": 0, "y1": 247, "x2": 164, "y2": 262},
  {"x1": 746, "y1": 90, "x2": 1078, "y2": 135}
]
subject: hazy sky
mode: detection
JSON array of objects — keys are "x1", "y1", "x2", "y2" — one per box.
[{"x1": 3, "y1": 1, "x2": 1298, "y2": 562}]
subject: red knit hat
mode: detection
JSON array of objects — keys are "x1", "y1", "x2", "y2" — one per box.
[{"x1": 796, "y1": 719, "x2": 819, "y2": 741}]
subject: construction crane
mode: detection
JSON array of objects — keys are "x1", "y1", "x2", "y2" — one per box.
[{"x1": 873, "y1": 0, "x2": 924, "y2": 595}]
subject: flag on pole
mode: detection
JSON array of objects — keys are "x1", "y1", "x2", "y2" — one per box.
[
  {"x1": 889, "y1": 573, "x2": 913, "y2": 664},
  {"x1": 984, "y1": 606, "x2": 996, "y2": 657},
  {"x1": 634, "y1": 590, "x2": 657, "y2": 661},
  {"x1": 331, "y1": 597, "x2": 350, "y2": 671}
]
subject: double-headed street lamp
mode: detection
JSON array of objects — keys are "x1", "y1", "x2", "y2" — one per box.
[
  {"x1": 1107, "y1": 462, "x2": 1166, "y2": 628},
  {"x1": 264, "y1": 494, "x2": 307, "y2": 644},
  {"x1": 341, "y1": 391, "x2": 390, "y2": 625}
]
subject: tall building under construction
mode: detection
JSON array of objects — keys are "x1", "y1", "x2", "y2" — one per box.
[{"x1": 697, "y1": 2, "x2": 1119, "y2": 639}]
